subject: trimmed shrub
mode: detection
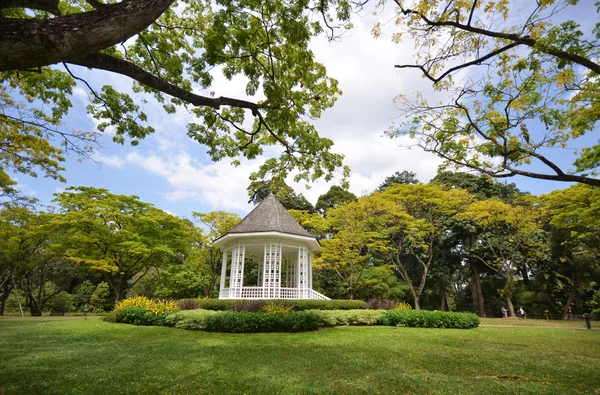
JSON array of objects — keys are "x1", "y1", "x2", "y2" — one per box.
[
  {"x1": 204, "y1": 311, "x2": 320, "y2": 333},
  {"x1": 186, "y1": 299, "x2": 367, "y2": 311},
  {"x1": 310, "y1": 309, "x2": 383, "y2": 326},
  {"x1": 165, "y1": 310, "x2": 219, "y2": 330},
  {"x1": 367, "y1": 299, "x2": 400, "y2": 310},
  {"x1": 115, "y1": 296, "x2": 179, "y2": 315},
  {"x1": 381, "y1": 310, "x2": 480, "y2": 329},
  {"x1": 46, "y1": 291, "x2": 74, "y2": 314},
  {"x1": 591, "y1": 309, "x2": 600, "y2": 321},
  {"x1": 394, "y1": 302, "x2": 413, "y2": 311},
  {"x1": 114, "y1": 296, "x2": 179, "y2": 326},
  {"x1": 116, "y1": 307, "x2": 161, "y2": 325}
]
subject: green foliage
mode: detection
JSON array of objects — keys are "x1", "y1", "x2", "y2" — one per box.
[
  {"x1": 53, "y1": 186, "x2": 193, "y2": 300},
  {"x1": 591, "y1": 309, "x2": 600, "y2": 321},
  {"x1": 72, "y1": 281, "x2": 95, "y2": 311},
  {"x1": 381, "y1": 310, "x2": 480, "y2": 329},
  {"x1": 309, "y1": 309, "x2": 383, "y2": 326},
  {"x1": 115, "y1": 307, "x2": 168, "y2": 326},
  {"x1": 185, "y1": 299, "x2": 367, "y2": 311},
  {"x1": 376, "y1": 170, "x2": 419, "y2": 192},
  {"x1": 388, "y1": 0, "x2": 600, "y2": 185},
  {"x1": 90, "y1": 282, "x2": 112, "y2": 312},
  {"x1": 45, "y1": 292, "x2": 74, "y2": 314},
  {"x1": 315, "y1": 185, "x2": 357, "y2": 214},
  {"x1": 164, "y1": 309, "x2": 220, "y2": 330},
  {"x1": 203, "y1": 311, "x2": 320, "y2": 333}
]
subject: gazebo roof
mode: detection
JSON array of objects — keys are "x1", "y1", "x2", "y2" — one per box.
[{"x1": 228, "y1": 194, "x2": 314, "y2": 237}]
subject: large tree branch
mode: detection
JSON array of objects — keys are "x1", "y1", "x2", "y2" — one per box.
[
  {"x1": 0, "y1": 0, "x2": 176, "y2": 71},
  {"x1": 68, "y1": 53, "x2": 266, "y2": 111}
]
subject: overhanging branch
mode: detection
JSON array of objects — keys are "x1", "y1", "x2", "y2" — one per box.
[{"x1": 0, "y1": 0, "x2": 176, "y2": 70}]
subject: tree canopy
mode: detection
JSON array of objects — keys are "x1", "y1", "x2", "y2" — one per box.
[
  {"x1": 1, "y1": 0, "x2": 351, "y2": 202},
  {"x1": 386, "y1": 0, "x2": 600, "y2": 186}
]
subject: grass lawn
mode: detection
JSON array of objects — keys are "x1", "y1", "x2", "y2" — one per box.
[{"x1": 0, "y1": 317, "x2": 598, "y2": 394}]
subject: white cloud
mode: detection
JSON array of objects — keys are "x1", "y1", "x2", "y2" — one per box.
[{"x1": 93, "y1": 152, "x2": 126, "y2": 169}]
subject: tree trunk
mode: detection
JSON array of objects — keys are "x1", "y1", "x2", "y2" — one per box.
[
  {"x1": 562, "y1": 277, "x2": 579, "y2": 320},
  {"x1": 0, "y1": 0, "x2": 176, "y2": 70},
  {"x1": 0, "y1": 280, "x2": 13, "y2": 316},
  {"x1": 506, "y1": 295, "x2": 516, "y2": 318},
  {"x1": 470, "y1": 264, "x2": 487, "y2": 317},
  {"x1": 440, "y1": 283, "x2": 451, "y2": 311}
]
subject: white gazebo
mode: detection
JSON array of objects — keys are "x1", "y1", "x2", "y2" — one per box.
[{"x1": 214, "y1": 194, "x2": 329, "y2": 300}]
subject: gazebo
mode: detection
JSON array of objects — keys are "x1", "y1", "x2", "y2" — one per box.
[{"x1": 214, "y1": 194, "x2": 329, "y2": 300}]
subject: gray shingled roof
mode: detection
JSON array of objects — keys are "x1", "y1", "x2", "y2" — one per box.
[{"x1": 228, "y1": 194, "x2": 314, "y2": 238}]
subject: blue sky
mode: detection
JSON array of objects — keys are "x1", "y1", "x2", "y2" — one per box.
[{"x1": 12, "y1": 1, "x2": 598, "y2": 219}]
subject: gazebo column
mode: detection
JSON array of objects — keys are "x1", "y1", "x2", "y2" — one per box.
[
  {"x1": 297, "y1": 245, "x2": 309, "y2": 298},
  {"x1": 229, "y1": 243, "x2": 245, "y2": 298},
  {"x1": 219, "y1": 248, "x2": 228, "y2": 298}
]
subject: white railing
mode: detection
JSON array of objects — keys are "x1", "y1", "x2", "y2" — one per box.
[{"x1": 219, "y1": 287, "x2": 330, "y2": 300}]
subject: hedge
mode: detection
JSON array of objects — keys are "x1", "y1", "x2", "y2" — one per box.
[
  {"x1": 179, "y1": 299, "x2": 368, "y2": 311},
  {"x1": 115, "y1": 306, "x2": 173, "y2": 326},
  {"x1": 203, "y1": 311, "x2": 320, "y2": 333},
  {"x1": 591, "y1": 309, "x2": 600, "y2": 321},
  {"x1": 310, "y1": 309, "x2": 383, "y2": 326},
  {"x1": 164, "y1": 310, "x2": 219, "y2": 330},
  {"x1": 381, "y1": 310, "x2": 480, "y2": 329}
]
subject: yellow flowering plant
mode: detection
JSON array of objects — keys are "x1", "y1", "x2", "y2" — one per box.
[{"x1": 114, "y1": 296, "x2": 179, "y2": 316}]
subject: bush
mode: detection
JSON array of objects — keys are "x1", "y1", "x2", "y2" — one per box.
[
  {"x1": 394, "y1": 302, "x2": 413, "y2": 311},
  {"x1": 591, "y1": 309, "x2": 600, "y2": 321},
  {"x1": 310, "y1": 310, "x2": 383, "y2": 326},
  {"x1": 381, "y1": 310, "x2": 480, "y2": 329},
  {"x1": 115, "y1": 296, "x2": 179, "y2": 315},
  {"x1": 90, "y1": 282, "x2": 113, "y2": 312},
  {"x1": 164, "y1": 310, "x2": 220, "y2": 330},
  {"x1": 261, "y1": 303, "x2": 293, "y2": 314},
  {"x1": 186, "y1": 299, "x2": 368, "y2": 311},
  {"x1": 115, "y1": 306, "x2": 173, "y2": 326},
  {"x1": 46, "y1": 291, "x2": 74, "y2": 314},
  {"x1": 204, "y1": 311, "x2": 320, "y2": 333},
  {"x1": 113, "y1": 296, "x2": 180, "y2": 326}
]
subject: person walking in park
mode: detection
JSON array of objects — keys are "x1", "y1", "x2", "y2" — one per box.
[
  {"x1": 519, "y1": 306, "x2": 526, "y2": 319},
  {"x1": 501, "y1": 306, "x2": 508, "y2": 318}
]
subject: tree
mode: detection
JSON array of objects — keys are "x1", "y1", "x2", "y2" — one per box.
[
  {"x1": 247, "y1": 180, "x2": 316, "y2": 212},
  {"x1": 431, "y1": 171, "x2": 523, "y2": 203},
  {"x1": 376, "y1": 170, "x2": 419, "y2": 192},
  {"x1": 316, "y1": 197, "x2": 383, "y2": 299},
  {"x1": 193, "y1": 211, "x2": 240, "y2": 297},
  {"x1": 315, "y1": 185, "x2": 357, "y2": 214},
  {"x1": 542, "y1": 184, "x2": 600, "y2": 318},
  {"x1": 459, "y1": 198, "x2": 544, "y2": 317},
  {"x1": 374, "y1": 183, "x2": 472, "y2": 309},
  {"x1": 1, "y1": 0, "x2": 349, "y2": 197},
  {"x1": 0, "y1": 205, "x2": 60, "y2": 315},
  {"x1": 52, "y1": 186, "x2": 193, "y2": 302},
  {"x1": 387, "y1": 0, "x2": 600, "y2": 186}
]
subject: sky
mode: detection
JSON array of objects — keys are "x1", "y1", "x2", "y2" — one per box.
[{"x1": 11, "y1": 1, "x2": 599, "y2": 219}]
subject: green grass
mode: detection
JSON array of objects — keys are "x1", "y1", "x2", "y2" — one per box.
[{"x1": 0, "y1": 317, "x2": 599, "y2": 394}]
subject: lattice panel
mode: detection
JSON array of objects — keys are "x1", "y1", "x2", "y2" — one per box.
[
  {"x1": 229, "y1": 245, "x2": 245, "y2": 298},
  {"x1": 263, "y1": 243, "x2": 282, "y2": 298}
]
